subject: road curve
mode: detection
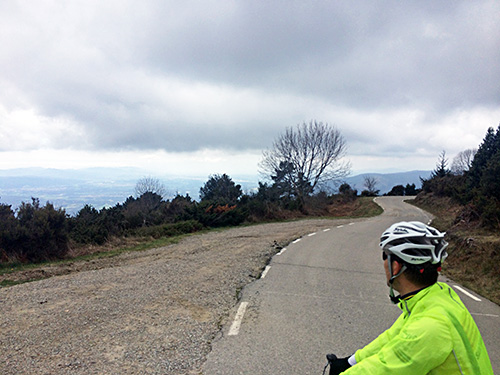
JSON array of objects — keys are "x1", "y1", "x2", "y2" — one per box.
[{"x1": 202, "y1": 196, "x2": 500, "y2": 374}]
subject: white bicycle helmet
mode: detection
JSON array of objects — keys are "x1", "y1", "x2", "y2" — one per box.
[
  {"x1": 380, "y1": 221, "x2": 448, "y2": 304},
  {"x1": 380, "y1": 221, "x2": 448, "y2": 265}
]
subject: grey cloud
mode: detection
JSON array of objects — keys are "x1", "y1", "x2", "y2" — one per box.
[
  {"x1": 1, "y1": 0, "x2": 499, "y2": 155},
  {"x1": 133, "y1": 1, "x2": 500, "y2": 109}
]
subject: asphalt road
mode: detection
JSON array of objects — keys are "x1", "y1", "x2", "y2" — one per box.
[{"x1": 202, "y1": 196, "x2": 500, "y2": 374}]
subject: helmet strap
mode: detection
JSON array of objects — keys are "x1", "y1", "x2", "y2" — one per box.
[
  {"x1": 387, "y1": 254, "x2": 407, "y2": 304},
  {"x1": 389, "y1": 285, "x2": 401, "y2": 304}
]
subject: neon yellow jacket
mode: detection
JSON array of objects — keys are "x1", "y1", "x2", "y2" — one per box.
[{"x1": 345, "y1": 282, "x2": 493, "y2": 374}]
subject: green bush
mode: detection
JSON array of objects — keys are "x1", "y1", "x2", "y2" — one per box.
[
  {"x1": 128, "y1": 220, "x2": 204, "y2": 239},
  {"x1": 122, "y1": 193, "x2": 167, "y2": 228},
  {"x1": 69, "y1": 205, "x2": 110, "y2": 245},
  {"x1": 183, "y1": 201, "x2": 248, "y2": 227},
  {"x1": 3, "y1": 199, "x2": 69, "y2": 263},
  {"x1": 199, "y1": 174, "x2": 242, "y2": 205},
  {"x1": 0, "y1": 204, "x2": 18, "y2": 262},
  {"x1": 421, "y1": 175, "x2": 462, "y2": 198},
  {"x1": 338, "y1": 183, "x2": 358, "y2": 201}
]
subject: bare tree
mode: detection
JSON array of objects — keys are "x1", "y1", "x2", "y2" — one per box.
[
  {"x1": 363, "y1": 176, "x2": 380, "y2": 196},
  {"x1": 135, "y1": 176, "x2": 166, "y2": 198},
  {"x1": 451, "y1": 148, "x2": 477, "y2": 175},
  {"x1": 259, "y1": 120, "x2": 350, "y2": 200}
]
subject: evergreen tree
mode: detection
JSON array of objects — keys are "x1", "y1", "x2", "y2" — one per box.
[
  {"x1": 387, "y1": 185, "x2": 405, "y2": 196},
  {"x1": 199, "y1": 174, "x2": 242, "y2": 205},
  {"x1": 468, "y1": 125, "x2": 500, "y2": 189},
  {"x1": 405, "y1": 183, "x2": 418, "y2": 196},
  {"x1": 480, "y1": 152, "x2": 500, "y2": 199},
  {"x1": 431, "y1": 151, "x2": 451, "y2": 178},
  {"x1": 271, "y1": 161, "x2": 296, "y2": 199}
]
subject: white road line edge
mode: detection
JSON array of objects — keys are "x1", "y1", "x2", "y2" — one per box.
[
  {"x1": 453, "y1": 285, "x2": 482, "y2": 301},
  {"x1": 470, "y1": 312, "x2": 499, "y2": 318},
  {"x1": 337, "y1": 225, "x2": 344, "y2": 228},
  {"x1": 308, "y1": 232, "x2": 317, "y2": 237},
  {"x1": 292, "y1": 238, "x2": 301, "y2": 244},
  {"x1": 228, "y1": 302, "x2": 249, "y2": 336},
  {"x1": 276, "y1": 248, "x2": 286, "y2": 255},
  {"x1": 261, "y1": 265, "x2": 271, "y2": 278},
  {"x1": 323, "y1": 228, "x2": 331, "y2": 232}
]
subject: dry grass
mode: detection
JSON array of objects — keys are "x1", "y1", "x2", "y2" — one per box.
[
  {"x1": 411, "y1": 194, "x2": 500, "y2": 305},
  {"x1": 327, "y1": 196, "x2": 383, "y2": 218}
]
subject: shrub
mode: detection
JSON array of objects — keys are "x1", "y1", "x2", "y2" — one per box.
[
  {"x1": 338, "y1": 183, "x2": 357, "y2": 201},
  {"x1": 69, "y1": 205, "x2": 110, "y2": 245},
  {"x1": 9, "y1": 199, "x2": 69, "y2": 263},
  {"x1": 387, "y1": 185, "x2": 405, "y2": 196},
  {"x1": 128, "y1": 220, "x2": 204, "y2": 239},
  {"x1": 421, "y1": 175, "x2": 466, "y2": 199},
  {"x1": 199, "y1": 174, "x2": 242, "y2": 204},
  {"x1": 183, "y1": 201, "x2": 248, "y2": 227},
  {"x1": 163, "y1": 194, "x2": 196, "y2": 222},
  {"x1": 0, "y1": 204, "x2": 17, "y2": 262}
]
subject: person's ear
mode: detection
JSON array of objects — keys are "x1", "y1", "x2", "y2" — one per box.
[{"x1": 391, "y1": 260, "x2": 403, "y2": 276}]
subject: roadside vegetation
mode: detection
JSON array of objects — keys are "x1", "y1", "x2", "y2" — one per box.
[
  {"x1": 0, "y1": 121, "x2": 380, "y2": 284},
  {"x1": 0, "y1": 190, "x2": 381, "y2": 286},
  {"x1": 2, "y1": 121, "x2": 498, "y2": 305},
  {"x1": 410, "y1": 124, "x2": 500, "y2": 305}
]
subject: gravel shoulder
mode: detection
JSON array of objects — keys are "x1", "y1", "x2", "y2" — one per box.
[{"x1": 0, "y1": 218, "x2": 356, "y2": 375}]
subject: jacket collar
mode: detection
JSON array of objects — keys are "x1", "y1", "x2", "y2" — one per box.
[{"x1": 398, "y1": 283, "x2": 436, "y2": 317}]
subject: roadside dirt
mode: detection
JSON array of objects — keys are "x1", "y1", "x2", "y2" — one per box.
[{"x1": 0, "y1": 218, "x2": 354, "y2": 375}]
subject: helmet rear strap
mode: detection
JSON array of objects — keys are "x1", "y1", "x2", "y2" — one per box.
[{"x1": 387, "y1": 254, "x2": 407, "y2": 304}]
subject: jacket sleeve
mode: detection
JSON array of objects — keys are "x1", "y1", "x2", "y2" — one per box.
[
  {"x1": 347, "y1": 316, "x2": 452, "y2": 375},
  {"x1": 354, "y1": 313, "x2": 405, "y2": 362}
]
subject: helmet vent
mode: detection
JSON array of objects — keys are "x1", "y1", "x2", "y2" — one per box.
[{"x1": 380, "y1": 221, "x2": 448, "y2": 265}]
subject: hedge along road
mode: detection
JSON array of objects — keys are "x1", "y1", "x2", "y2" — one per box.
[{"x1": 202, "y1": 196, "x2": 500, "y2": 374}]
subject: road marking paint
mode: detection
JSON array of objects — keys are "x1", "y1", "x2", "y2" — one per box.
[
  {"x1": 323, "y1": 228, "x2": 331, "y2": 232},
  {"x1": 337, "y1": 225, "x2": 344, "y2": 228},
  {"x1": 308, "y1": 232, "x2": 317, "y2": 237},
  {"x1": 470, "y1": 312, "x2": 499, "y2": 318},
  {"x1": 228, "y1": 302, "x2": 249, "y2": 336},
  {"x1": 292, "y1": 238, "x2": 301, "y2": 244},
  {"x1": 349, "y1": 222, "x2": 354, "y2": 226},
  {"x1": 276, "y1": 248, "x2": 286, "y2": 255},
  {"x1": 453, "y1": 285, "x2": 482, "y2": 301},
  {"x1": 261, "y1": 265, "x2": 271, "y2": 278}
]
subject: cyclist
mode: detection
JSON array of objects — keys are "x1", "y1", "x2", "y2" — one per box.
[{"x1": 327, "y1": 221, "x2": 494, "y2": 374}]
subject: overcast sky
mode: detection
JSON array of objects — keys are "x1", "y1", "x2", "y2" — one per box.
[{"x1": 1, "y1": 0, "x2": 499, "y2": 178}]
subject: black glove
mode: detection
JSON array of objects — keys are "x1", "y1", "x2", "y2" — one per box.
[{"x1": 326, "y1": 354, "x2": 351, "y2": 375}]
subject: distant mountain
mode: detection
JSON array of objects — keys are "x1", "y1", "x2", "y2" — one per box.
[
  {"x1": 0, "y1": 167, "x2": 431, "y2": 214},
  {"x1": 342, "y1": 170, "x2": 432, "y2": 194}
]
